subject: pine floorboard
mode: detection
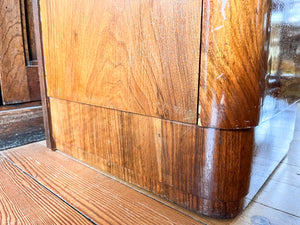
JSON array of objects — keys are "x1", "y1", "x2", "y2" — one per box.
[
  {"x1": 1, "y1": 143, "x2": 204, "y2": 225},
  {"x1": 0, "y1": 103, "x2": 299, "y2": 224},
  {"x1": 0, "y1": 156, "x2": 91, "y2": 224}
]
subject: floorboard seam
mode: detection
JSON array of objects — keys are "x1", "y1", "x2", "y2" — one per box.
[
  {"x1": 0, "y1": 152, "x2": 98, "y2": 225},
  {"x1": 55, "y1": 149, "x2": 208, "y2": 225}
]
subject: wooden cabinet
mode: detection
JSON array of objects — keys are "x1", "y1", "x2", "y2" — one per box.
[
  {"x1": 0, "y1": 0, "x2": 40, "y2": 105},
  {"x1": 41, "y1": 0, "x2": 201, "y2": 123},
  {"x1": 37, "y1": 0, "x2": 272, "y2": 218},
  {"x1": 0, "y1": 0, "x2": 44, "y2": 150}
]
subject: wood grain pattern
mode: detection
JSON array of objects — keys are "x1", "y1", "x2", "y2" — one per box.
[
  {"x1": 2, "y1": 104, "x2": 299, "y2": 224},
  {"x1": 26, "y1": 65, "x2": 40, "y2": 100},
  {"x1": 47, "y1": 98, "x2": 298, "y2": 219},
  {"x1": 198, "y1": 0, "x2": 271, "y2": 129},
  {"x1": 4, "y1": 140, "x2": 300, "y2": 225},
  {"x1": 22, "y1": 0, "x2": 41, "y2": 101},
  {"x1": 32, "y1": 0, "x2": 55, "y2": 149},
  {"x1": 20, "y1": 0, "x2": 30, "y2": 64},
  {"x1": 0, "y1": 103, "x2": 45, "y2": 150},
  {"x1": 38, "y1": 0, "x2": 279, "y2": 219},
  {"x1": 3, "y1": 143, "x2": 204, "y2": 225},
  {"x1": 20, "y1": 0, "x2": 38, "y2": 63},
  {"x1": 40, "y1": 0, "x2": 201, "y2": 123},
  {"x1": 0, "y1": 156, "x2": 91, "y2": 224},
  {"x1": 0, "y1": 0, "x2": 30, "y2": 104},
  {"x1": 49, "y1": 98, "x2": 254, "y2": 218},
  {"x1": 24, "y1": 0, "x2": 37, "y2": 61}
]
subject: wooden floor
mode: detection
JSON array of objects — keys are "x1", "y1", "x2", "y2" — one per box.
[{"x1": 0, "y1": 104, "x2": 299, "y2": 224}]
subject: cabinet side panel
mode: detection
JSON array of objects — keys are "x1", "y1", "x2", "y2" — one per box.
[{"x1": 40, "y1": 0, "x2": 202, "y2": 123}]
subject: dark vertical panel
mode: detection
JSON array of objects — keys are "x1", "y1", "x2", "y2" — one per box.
[{"x1": 0, "y1": 0, "x2": 30, "y2": 104}]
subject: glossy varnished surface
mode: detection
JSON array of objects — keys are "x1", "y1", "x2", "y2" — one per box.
[
  {"x1": 1, "y1": 111, "x2": 300, "y2": 225},
  {"x1": 198, "y1": 0, "x2": 271, "y2": 128},
  {"x1": 37, "y1": 0, "x2": 292, "y2": 219},
  {"x1": 40, "y1": 0, "x2": 201, "y2": 123},
  {"x1": 47, "y1": 98, "x2": 299, "y2": 220},
  {"x1": 50, "y1": 98, "x2": 254, "y2": 218}
]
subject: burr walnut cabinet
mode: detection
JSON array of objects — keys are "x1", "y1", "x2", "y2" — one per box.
[{"x1": 35, "y1": 0, "x2": 273, "y2": 218}]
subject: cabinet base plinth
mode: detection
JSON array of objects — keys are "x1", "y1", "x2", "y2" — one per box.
[
  {"x1": 197, "y1": 198, "x2": 245, "y2": 219},
  {"x1": 50, "y1": 98, "x2": 254, "y2": 219}
]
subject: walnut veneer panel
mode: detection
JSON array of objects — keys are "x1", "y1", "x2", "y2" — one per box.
[
  {"x1": 198, "y1": 0, "x2": 271, "y2": 128},
  {"x1": 50, "y1": 98, "x2": 254, "y2": 218},
  {"x1": 0, "y1": 0, "x2": 30, "y2": 104},
  {"x1": 41, "y1": 0, "x2": 201, "y2": 124}
]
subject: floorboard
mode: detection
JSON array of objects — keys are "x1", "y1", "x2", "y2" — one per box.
[
  {"x1": 0, "y1": 156, "x2": 91, "y2": 224},
  {"x1": 0, "y1": 103, "x2": 299, "y2": 224},
  {"x1": 1, "y1": 143, "x2": 204, "y2": 225}
]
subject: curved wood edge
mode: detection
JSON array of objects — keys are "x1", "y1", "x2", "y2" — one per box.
[
  {"x1": 32, "y1": 0, "x2": 56, "y2": 149},
  {"x1": 50, "y1": 98, "x2": 254, "y2": 218},
  {"x1": 198, "y1": 0, "x2": 271, "y2": 129},
  {"x1": 193, "y1": 127, "x2": 254, "y2": 218}
]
